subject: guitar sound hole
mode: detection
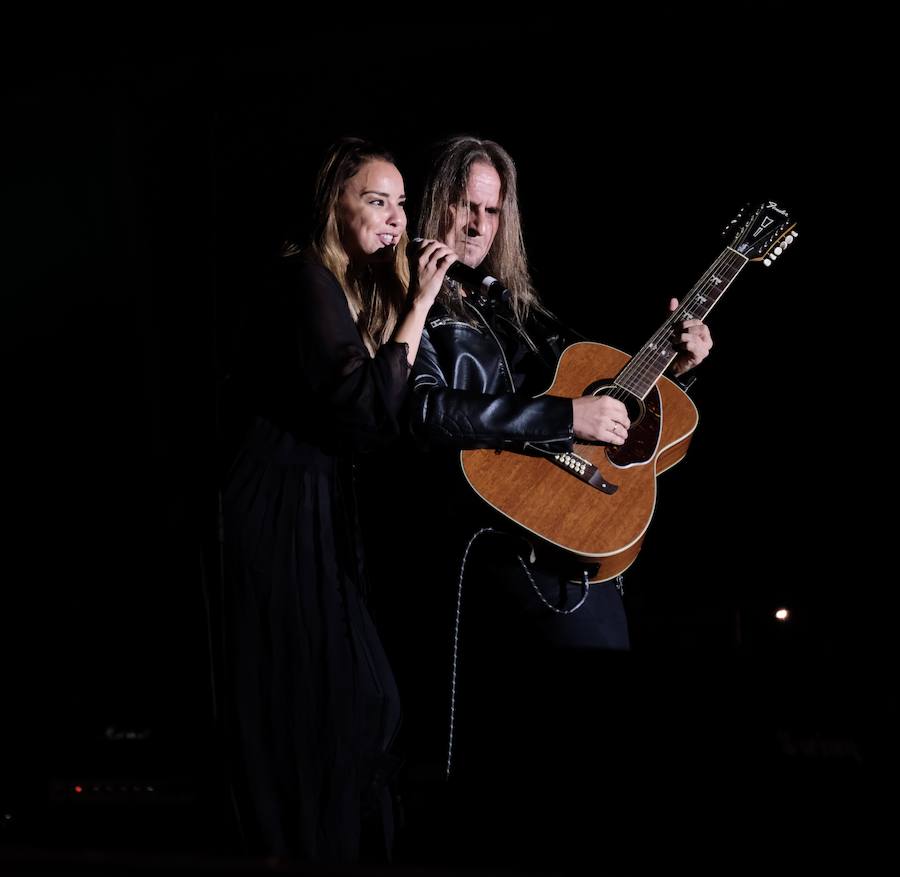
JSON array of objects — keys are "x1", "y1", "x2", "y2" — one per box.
[{"x1": 582, "y1": 380, "x2": 643, "y2": 430}]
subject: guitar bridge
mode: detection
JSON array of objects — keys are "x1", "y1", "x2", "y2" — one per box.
[{"x1": 552, "y1": 452, "x2": 618, "y2": 495}]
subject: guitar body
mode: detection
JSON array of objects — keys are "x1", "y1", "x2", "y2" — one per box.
[{"x1": 460, "y1": 342, "x2": 699, "y2": 582}]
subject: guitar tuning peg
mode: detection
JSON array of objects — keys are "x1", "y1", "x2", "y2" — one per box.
[
  {"x1": 784, "y1": 235, "x2": 794, "y2": 245},
  {"x1": 774, "y1": 246, "x2": 783, "y2": 256},
  {"x1": 763, "y1": 258, "x2": 773, "y2": 266}
]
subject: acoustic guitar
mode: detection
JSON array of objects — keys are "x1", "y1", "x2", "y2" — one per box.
[{"x1": 461, "y1": 201, "x2": 797, "y2": 582}]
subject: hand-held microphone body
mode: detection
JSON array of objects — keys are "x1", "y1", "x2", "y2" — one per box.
[{"x1": 410, "y1": 237, "x2": 510, "y2": 303}]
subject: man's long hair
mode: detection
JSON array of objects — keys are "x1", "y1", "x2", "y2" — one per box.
[
  {"x1": 418, "y1": 136, "x2": 543, "y2": 324},
  {"x1": 284, "y1": 137, "x2": 410, "y2": 353}
]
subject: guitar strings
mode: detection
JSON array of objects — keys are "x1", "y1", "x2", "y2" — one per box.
[{"x1": 602, "y1": 249, "x2": 746, "y2": 405}]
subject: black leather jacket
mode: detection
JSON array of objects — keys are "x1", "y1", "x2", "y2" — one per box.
[{"x1": 409, "y1": 292, "x2": 577, "y2": 455}]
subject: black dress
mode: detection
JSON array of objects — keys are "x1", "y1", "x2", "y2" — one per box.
[{"x1": 222, "y1": 257, "x2": 405, "y2": 863}]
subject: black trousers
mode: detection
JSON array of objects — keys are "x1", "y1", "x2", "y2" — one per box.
[{"x1": 417, "y1": 532, "x2": 632, "y2": 867}]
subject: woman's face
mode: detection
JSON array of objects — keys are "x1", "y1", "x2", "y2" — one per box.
[{"x1": 337, "y1": 160, "x2": 407, "y2": 263}]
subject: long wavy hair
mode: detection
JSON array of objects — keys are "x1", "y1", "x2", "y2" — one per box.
[
  {"x1": 418, "y1": 136, "x2": 544, "y2": 324},
  {"x1": 284, "y1": 138, "x2": 410, "y2": 353}
]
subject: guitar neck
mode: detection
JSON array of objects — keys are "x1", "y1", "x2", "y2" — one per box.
[{"x1": 615, "y1": 247, "x2": 749, "y2": 399}]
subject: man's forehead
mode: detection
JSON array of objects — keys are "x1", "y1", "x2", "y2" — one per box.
[{"x1": 465, "y1": 162, "x2": 502, "y2": 202}]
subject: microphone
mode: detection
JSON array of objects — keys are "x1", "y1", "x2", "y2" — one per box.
[{"x1": 410, "y1": 238, "x2": 510, "y2": 303}]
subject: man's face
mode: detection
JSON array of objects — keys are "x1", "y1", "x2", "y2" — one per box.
[{"x1": 443, "y1": 161, "x2": 502, "y2": 268}]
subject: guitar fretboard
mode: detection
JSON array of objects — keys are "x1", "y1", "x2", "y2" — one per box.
[{"x1": 615, "y1": 247, "x2": 748, "y2": 399}]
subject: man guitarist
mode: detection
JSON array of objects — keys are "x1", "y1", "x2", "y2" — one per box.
[{"x1": 407, "y1": 135, "x2": 712, "y2": 653}]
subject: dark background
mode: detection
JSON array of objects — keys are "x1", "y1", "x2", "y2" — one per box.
[{"x1": 1, "y1": 20, "x2": 889, "y2": 873}]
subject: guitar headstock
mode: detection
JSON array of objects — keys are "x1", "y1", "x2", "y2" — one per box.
[{"x1": 724, "y1": 201, "x2": 797, "y2": 266}]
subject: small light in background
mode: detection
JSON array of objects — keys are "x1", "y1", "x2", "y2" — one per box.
[
  {"x1": 774, "y1": 608, "x2": 790, "y2": 622},
  {"x1": 73, "y1": 785, "x2": 83, "y2": 794}
]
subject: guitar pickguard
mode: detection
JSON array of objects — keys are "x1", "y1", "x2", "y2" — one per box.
[{"x1": 607, "y1": 385, "x2": 662, "y2": 467}]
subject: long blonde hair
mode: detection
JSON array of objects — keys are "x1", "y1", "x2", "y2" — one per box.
[
  {"x1": 418, "y1": 136, "x2": 544, "y2": 324},
  {"x1": 285, "y1": 138, "x2": 410, "y2": 353}
]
